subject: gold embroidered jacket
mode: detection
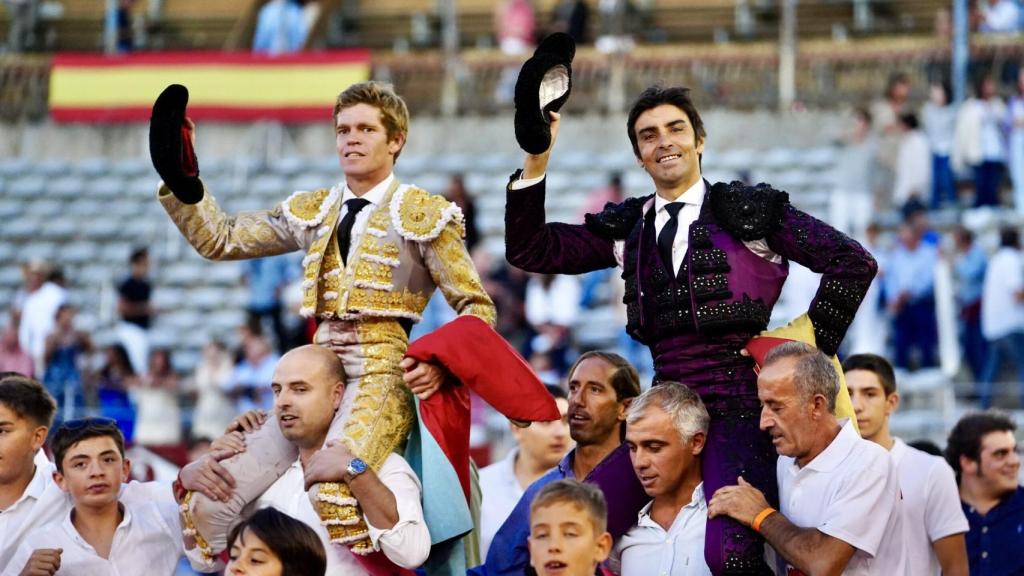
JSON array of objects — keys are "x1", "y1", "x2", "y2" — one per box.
[{"x1": 159, "y1": 179, "x2": 496, "y2": 325}]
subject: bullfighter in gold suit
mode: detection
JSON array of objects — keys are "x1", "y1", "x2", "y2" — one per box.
[{"x1": 153, "y1": 81, "x2": 495, "y2": 561}]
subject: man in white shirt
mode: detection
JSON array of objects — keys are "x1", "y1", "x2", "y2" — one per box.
[
  {"x1": 4, "y1": 417, "x2": 183, "y2": 576},
  {"x1": 13, "y1": 262, "x2": 66, "y2": 376},
  {"x1": 182, "y1": 344, "x2": 431, "y2": 574},
  {"x1": 844, "y1": 353, "x2": 968, "y2": 576},
  {"x1": 609, "y1": 382, "x2": 712, "y2": 576},
  {"x1": 979, "y1": 227, "x2": 1024, "y2": 407},
  {"x1": 479, "y1": 384, "x2": 571, "y2": 559},
  {"x1": 709, "y1": 341, "x2": 907, "y2": 575}
]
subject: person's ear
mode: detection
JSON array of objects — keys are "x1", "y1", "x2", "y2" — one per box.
[
  {"x1": 809, "y1": 393, "x2": 829, "y2": 418},
  {"x1": 690, "y1": 431, "x2": 707, "y2": 456},
  {"x1": 54, "y1": 470, "x2": 68, "y2": 493},
  {"x1": 617, "y1": 398, "x2": 633, "y2": 422},
  {"x1": 388, "y1": 132, "x2": 406, "y2": 156},
  {"x1": 332, "y1": 380, "x2": 345, "y2": 410},
  {"x1": 122, "y1": 458, "x2": 132, "y2": 482},
  {"x1": 695, "y1": 134, "x2": 705, "y2": 155},
  {"x1": 595, "y1": 531, "x2": 613, "y2": 563},
  {"x1": 31, "y1": 426, "x2": 48, "y2": 452},
  {"x1": 959, "y1": 455, "x2": 977, "y2": 476},
  {"x1": 886, "y1": 392, "x2": 900, "y2": 415}
]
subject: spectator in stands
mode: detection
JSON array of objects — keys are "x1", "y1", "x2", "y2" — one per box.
[
  {"x1": 479, "y1": 384, "x2": 571, "y2": 559},
  {"x1": 181, "y1": 344, "x2": 431, "y2": 573},
  {"x1": 42, "y1": 304, "x2": 92, "y2": 423},
  {"x1": 946, "y1": 411, "x2": 1024, "y2": 575},
  {"x1": 978, "y1": 227, "x2": 1024, "y2": 407},
  {"x1": 225, "y1": 507, "x2": 327, "y2": 576},
  {"x1": 115, "y1": 0, "x2": 137, "y2": 52},
  {"x1": 550, "y1": 0, "x2": 590, "y2": 45},
  {"x1": 1008, "y1": 66, "x2": 1024, "y2": 213},
  {"x1": 978, "y1": 0, "x2": 1023, "y2": 32},
  {"x1": 954, "y1": 76, "x2": 1008, "y2": 207},
  {"x1": 95, "y1": 344, "x2": 139, "y2": 441},
  {"x1": 243, "y1": 254, "x2": 295, "y2": 353},
  {"x1": 952, "y1": 226, "x2": 988, "y2": 380},
  {"x1": 0, "y1": 375, "x2": 57, "y2": 569},
  {"x1": 527, "y1": 479, "x2": 612, "y2": 576},
  {"x1": 871, "y1": 72, "x2": 913, "y2": 203},
  {"x1": 609, "y1": 383, "x2": 711, "y2": 576},
  {"x1": 253, "y1": 0, "x2": 309, "y2": 55},
  {"x1": 445, "y1": 173, "x2": 480, "y2": 252},
  {"x1": 226, "y1": 336, "x2": 278, "y2": 414},
  {"x1": 885, "y1": 220, "x2": 940, "y2": 370},
  {"x1": 494, "y1": 0, "x2": 536, "y2": 55},
  {"x1": 922, "y1": 80, "x2": 959, "y2": 209},
  {"x1": 0, "y1": 321, "x2": 34, "y2": 378},
  {"x1": 117, "y1": 247, "x2": 154, "y2": 375},
  {"x1": 476, "y1": 351, "x2": 646, "y2": 576},
  {"x1": 525, "y1": 273, "x2": 580, "y2": 377},
  {"x1": 14, "y1": 260, "x2": 67, "y2": 377},
  {"x1": 893, "y1": 112, "x2": 932, "y2": 207},
  {"x1": 595, "y1": 0, "x2": 639, "y2": 53},
  {"x1": 133, "y1": 348, "x2": 182, "y2": 447},
  {"x1": 4, "y1": 417, "x2": 184, "y2": 576},
  {"x1": 833, "y1": 107, "x2": 878, "y2": 238},
  {"x1": 844, "y1": 353, "x2": 969, "y2": 576},
  {"x1": 188, "y1": 340, "x2": 236, "y2": 442},
  {"x1": 709, "y1": 342, "x2": 907, "y2": 575}
]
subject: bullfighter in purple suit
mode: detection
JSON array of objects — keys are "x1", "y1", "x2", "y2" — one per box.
[{"x1": 503, "y1": 86, "x2": 878, "y2": 574}]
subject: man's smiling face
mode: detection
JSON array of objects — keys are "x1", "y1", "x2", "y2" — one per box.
[{"x1": 633, "y1": 104, "x2": 704, "y2": 193}]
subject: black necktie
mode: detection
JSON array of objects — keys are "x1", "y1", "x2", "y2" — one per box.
[
  {"x1": 658, "y1": 202, "x2": 684, "y2": 274},
  {"x1": 338, "y1": 198, "x2": 371, "y2": 265}
]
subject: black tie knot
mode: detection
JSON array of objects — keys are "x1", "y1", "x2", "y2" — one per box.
[
  {"x1": 664, "y1": 202, "x2": 684, "y2": 219},
  {"x1": 345, "y1": 198, "x2": 371, "y2": 214}
]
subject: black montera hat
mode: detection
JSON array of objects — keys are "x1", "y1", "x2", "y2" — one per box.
[
  {"x1": 149, "y1": 84, "x2": 203, "y2": 204},
  {"x1": 514, "y1": 33, "x2": 576, "y2": 155}
]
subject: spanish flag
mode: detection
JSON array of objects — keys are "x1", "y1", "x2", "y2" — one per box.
[{"x1": 50, "y1": 50, "x2": 370, "y2": 123}]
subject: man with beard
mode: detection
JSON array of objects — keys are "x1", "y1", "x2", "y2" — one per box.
[{"x1": 474, "y1": 351, "x2": 646, "y2": 575}]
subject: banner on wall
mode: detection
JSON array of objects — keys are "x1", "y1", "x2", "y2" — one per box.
[{"x1": 50, "y1": 50, "x2": 371, "y2": 123}]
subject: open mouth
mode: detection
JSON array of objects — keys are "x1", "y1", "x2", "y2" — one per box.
[
  {"x1": 344, "y1": 152, "x2": 364, "y2": 159},
  {"x1": 544, "y1": 561, "x2": 568, "y2": 572},
  {"x1": 279, "y1": 414, "x2": 299, "y2": 426},
  {"x1": 657, "y1": 154, "x2": 681, "y2": 164}
]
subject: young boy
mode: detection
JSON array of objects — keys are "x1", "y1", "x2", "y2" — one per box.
[
  {"x1": 3, "y1": 418, "x2": 183, "y2": 576},
  {"x1": 528, "y1": 479, "x2": 613, "y2": 576},
  {"x1": 0, "y1": 375, "x2": 58, "y2": 568}
]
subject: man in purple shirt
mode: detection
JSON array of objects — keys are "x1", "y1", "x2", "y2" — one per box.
[{"x1": 472, "y1": 351, "x2": 646, "y2": 576}]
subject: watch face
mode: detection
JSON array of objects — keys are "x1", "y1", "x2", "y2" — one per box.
[{"x1": 350, "y1": 458, "x2": 368, "y2": 474}]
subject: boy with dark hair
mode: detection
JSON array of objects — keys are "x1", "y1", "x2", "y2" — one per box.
[
  {"x1": 3, "y1": 418, "x2": 183, "y2": 576},
  {"x1": 844, "y1": 353, "x2": 968, "y2": 575},
  {"x1": 0, "y1": 376, "x2": 57, "y2": 568},
  {"x1": 945, "y1": 411, "x2": 1023, "y2": 576},
  {"x1": 528, "y1": 479, "x2": 613, "y2": 576}
]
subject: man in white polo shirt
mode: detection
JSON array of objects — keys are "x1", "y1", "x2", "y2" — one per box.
[
  {"x1": 609, "y1": 382, "x2": 711, "y2": 576},
  {"x1": 844, "y1": 353, "x2": 968, "y2": 576},
  {"x1": 709, "y1": 342, "x2": 907, "y2": 575}
]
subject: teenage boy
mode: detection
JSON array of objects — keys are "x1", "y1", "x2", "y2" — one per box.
[
  {"x1": 3, "y1": 418, "x2": 183, "y2": 576},
  {"x1": 844, "y1": 353, "x2": 969, "y2": 576},
  {"x1": 528, "y1": 479, "x2": 613, "y2": 576}
]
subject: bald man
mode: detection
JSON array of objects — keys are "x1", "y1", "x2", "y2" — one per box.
[{"x1": 181, "y1": 345, "x2": 431, "y2": 574}]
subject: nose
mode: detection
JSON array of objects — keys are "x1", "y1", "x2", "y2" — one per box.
[{"x1": 759, "y1": 407, "x2": 771, "y2": 432}]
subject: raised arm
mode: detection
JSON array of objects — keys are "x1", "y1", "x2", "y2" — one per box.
[{"x1": 766, "y1": 204, "x2": 878, "y2": 356}]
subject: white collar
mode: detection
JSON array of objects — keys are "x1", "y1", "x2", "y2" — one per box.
[
  {"x1": 637, "y1": 481, "x2": 705, "y2": 523},
  {"x1": 62, "y1": 502, "x2": 132, "y2": 548},
  {"x1": 654, "y1": 179, "x2": 705, "y2": 213},
  {"x1": 798, "y1": 419, "x2": 859, "y2": 473},
  {"x1": 3, "y1": 460, "x2": 51, "y2": 512},
  {"x1": 342, "y1": 173, "x2": 395, "y2": 208}
]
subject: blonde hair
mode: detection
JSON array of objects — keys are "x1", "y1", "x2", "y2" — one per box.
[{"x1": 333, "y1": 81, "x2": 410, "y2": 161}]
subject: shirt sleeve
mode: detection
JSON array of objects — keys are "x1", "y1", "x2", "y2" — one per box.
[
  {"x1": 365, "y1": 455, "x2": 432, "y2": 569},
  {"x1": 924, "y1": 459, "x2": 970, "y2": 541},
  {"x1": 510, "y1": 173, "x2": 545, "y2": 190},
  {"x1": 817, "y1": 453, "x2": 899, "y2": 557},
  {"x1": 0, "y1": 541, "x2": 34, "y2": 576}
]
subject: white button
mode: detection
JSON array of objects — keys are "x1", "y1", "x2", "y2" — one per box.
[
  {"x1": 982, "y1": 526, "x2": 988, "y2": 534},
  {"x1": 982, "y1": 551, "x2": 989, "y2": 559}
]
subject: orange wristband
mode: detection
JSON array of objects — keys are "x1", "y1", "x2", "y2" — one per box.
[{"x1": 751, "y1": 507, "x2": 777, "y2": 532}]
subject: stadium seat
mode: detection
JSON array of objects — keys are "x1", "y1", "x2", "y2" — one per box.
[
  {"x1": 8, "y1": 176, "x2": 46, "y2": 198},
  {"x1": 75, "y1": 158, "x2": 111, "y2": 177}
]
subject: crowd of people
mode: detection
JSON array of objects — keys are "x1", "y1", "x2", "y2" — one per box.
[{"x1": 3, "y1": 33, "x2": 1024, "y2": 575}]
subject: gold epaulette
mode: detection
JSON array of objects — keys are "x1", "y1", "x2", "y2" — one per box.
[
  {"x1": 282, "y1": 187, "x2": 339, "y2": 228},
  {"x1": 391, "y1": 186, "x2": 465, "y2": 242}
]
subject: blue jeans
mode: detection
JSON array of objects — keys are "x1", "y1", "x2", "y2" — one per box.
[
  {"x1": 974, "y1": 161, "x2": 1006, "y2": 207},
  {"x1": 931, "y1": 154, "x2": 957, "y2": 208},
  {"x1": 978, "y1": 331, "x2": 1024, "y2": 408}
]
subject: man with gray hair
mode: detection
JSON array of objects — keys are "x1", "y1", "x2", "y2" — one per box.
[
  {"x1": 609, "y1": 382, "x2": 712, "y2": 575},
  {"x1": 708, "y1": 342, "x2": 907, "y2": 575}
]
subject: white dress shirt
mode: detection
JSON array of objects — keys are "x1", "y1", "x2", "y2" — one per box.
[
  {"x1": 478, "y1": 448, "x2": 526, "y2": 559},
  {"x1": 2, "y1": 490, "x2": 182, "y2": 576},
  {"x1": 772, "y1": 419, "x2": 907, "y2": 575},
  {"x1": 890, "y1": 438, "x2": 969, "y2": 576},
  {"x1": 0, "y1": 454, "x2": 176, "y2": 571},
  {"x1": 608, "y1": 483, "x2": 712, "y2": 576},
  {"x1": 338, "y1": 173, "x2": 394, "y2": 263},
  {"x1": 981, "y1": 247, "x2": 1024, "y2": 340},
  {"x1": 257, "y1": 453, "x2": 430, "y2": 574}
]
